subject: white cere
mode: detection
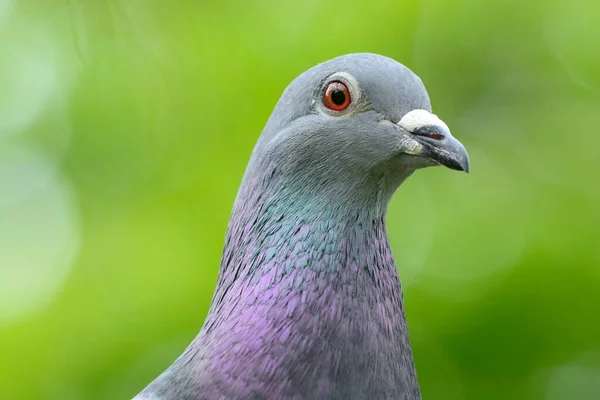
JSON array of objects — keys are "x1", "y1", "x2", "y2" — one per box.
[{"x1": 398, "y1": 109, "x2": 449, "y2": 133}]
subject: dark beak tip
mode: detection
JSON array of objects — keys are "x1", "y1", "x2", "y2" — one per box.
[
  {"x1": 448, "y1": 162, "x2": 469, "y2": 173},
  {"x1": 454, "y1": 146, "x2": 470, "y2": 174},
  {"x1": 442, "y1": 152, "x2": 470, "y2": 173},
  {"x1": 461, "y1": 159, "x2": 470, "y2": 174}
]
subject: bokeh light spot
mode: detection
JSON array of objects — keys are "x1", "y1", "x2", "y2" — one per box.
[
  {"x1": 0, "y1": 146, "x2": 80, "y2": 326},
  {"x1": 0, "y1": 31, "x2": 58, "y2": 138}
]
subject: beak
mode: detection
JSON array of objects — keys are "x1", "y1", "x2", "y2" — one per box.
[{"x1": 398, "y1": 109, "x2": 470, "y2": 173}]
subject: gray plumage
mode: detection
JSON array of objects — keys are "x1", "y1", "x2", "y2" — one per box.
[{"x1": 135, "y1": 53, "x2": 469, "y2": 400}]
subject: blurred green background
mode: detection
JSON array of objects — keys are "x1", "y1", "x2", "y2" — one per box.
[{"x1": 1, "y1": 0, "x2": 599, "y2": 399}]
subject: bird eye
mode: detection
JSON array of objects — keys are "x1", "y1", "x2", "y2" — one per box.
[{"x1": 323, "y1": 81, "x2": 351, "y2": 111}]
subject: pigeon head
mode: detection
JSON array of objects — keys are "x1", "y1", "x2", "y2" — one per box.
[{"x1": 247, "y1": 53, "x2": 469, "y2": 205}]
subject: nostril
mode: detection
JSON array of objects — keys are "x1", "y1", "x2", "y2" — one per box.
[
  {"x1": 426, "y1": 133, "x2": 444, "y2": 140},
  {"x1": 412, "y1": 125, "x2": 445, "y2": 141}
]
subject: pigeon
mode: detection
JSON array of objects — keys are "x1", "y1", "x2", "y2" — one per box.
[{"x1": 134, "y1": 53, "x2": 469, "y2": 400}]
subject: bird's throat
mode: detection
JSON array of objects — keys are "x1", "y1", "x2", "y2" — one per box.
[{"x1": 190, "y1": 184, "x2": 420, "y2": 398}]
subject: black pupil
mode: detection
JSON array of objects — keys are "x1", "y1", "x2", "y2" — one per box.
[{"x1": 331, "y1": 88, "x2": 346, "y2": 105}]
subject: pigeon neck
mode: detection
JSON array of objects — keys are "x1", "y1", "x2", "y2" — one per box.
[
  {"x1": 223, "y1": 171, "x2": 397, "y2": 286},
  {"x1": 193, "y1": 173, "x2": 420, "y2": 398}
]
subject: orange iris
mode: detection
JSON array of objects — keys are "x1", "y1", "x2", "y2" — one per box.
[{"x1": 323, "y1": 81, "x2": 351, "y2": 111}]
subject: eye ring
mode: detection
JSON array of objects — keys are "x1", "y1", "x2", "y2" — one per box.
[{"x1": 323, "y1": 81, "x2": 352, "y2": 111}]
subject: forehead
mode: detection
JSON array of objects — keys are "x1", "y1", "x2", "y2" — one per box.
[{"x1": 332, "y1": 54, "x2": 432, "y2": 118}]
